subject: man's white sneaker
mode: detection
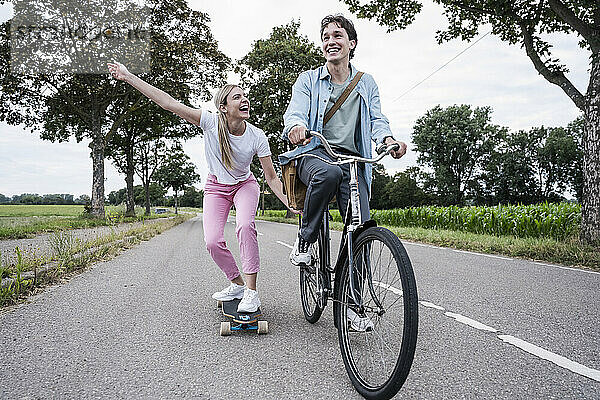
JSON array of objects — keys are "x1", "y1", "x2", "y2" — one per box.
[
  {"x1": 211, "y1": 283, "x2": 246, "y2": 301},
  {"x1": 347, "y1": 308, "x2": 374, "y2": 332},
  {"x1": 237, "y1": 288, "x2": 261, "y2": 313},
  {"x1": 290, "y1": 235, "x2": 312, "y2": 265}
]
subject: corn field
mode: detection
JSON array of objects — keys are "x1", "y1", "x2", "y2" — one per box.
[
  {"x1": 369, "y1": 203, "x2": 580, "y2": 241},
  {"x1": 260, "y1": 203, "x2": 581, "y2": 241}
]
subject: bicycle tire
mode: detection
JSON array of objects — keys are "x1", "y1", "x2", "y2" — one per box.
[
  {"x1": 300, "y1": 231, "x2": 326, "y2": 323},
  {"x1": 334, "y1": 227, "x2": 418, "y2": 400}
]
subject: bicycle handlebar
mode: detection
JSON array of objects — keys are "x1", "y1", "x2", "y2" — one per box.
[{"x1": 304, "y1": 130, "x2": 399, "y2": 164}]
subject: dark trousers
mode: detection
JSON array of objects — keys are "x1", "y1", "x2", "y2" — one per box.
[{"x1": 296, "y1": 147, "x2": 370, "y2": 243}]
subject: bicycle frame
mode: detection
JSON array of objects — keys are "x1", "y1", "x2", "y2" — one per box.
[{"x1": 296, "y1": 131, "x2": 398, "y2": 313}]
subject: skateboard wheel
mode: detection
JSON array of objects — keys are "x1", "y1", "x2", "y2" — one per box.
[
  {"x1": 220, "y1": 321, "x2": 231, "y2": 336},
  {"x1": 217, "y1": 300, "x2": 223, "y2": 308},
  {"x1": 258, "y1": 320, "x2": 268, "y2": 335}
]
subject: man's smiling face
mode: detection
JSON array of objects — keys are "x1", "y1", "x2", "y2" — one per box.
[{"x1": 321, "y1": 22, "x2": 356, "y2": 65}]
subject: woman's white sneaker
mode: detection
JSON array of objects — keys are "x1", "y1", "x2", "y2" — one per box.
[
  {"x1": 212, "y1": 283, "x2": 246, "y2": 301},
  {"x1": 237, "y1": 288, "x2": 261, "y2": 313}
]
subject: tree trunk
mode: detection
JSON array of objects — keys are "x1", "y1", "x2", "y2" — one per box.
[
  {"x1": 144, "y1": 180, "x2": 151, "y2": 216},
  {"x1": 174, "y1": 190, "x2": 179, "y2": 214},
  {"x1": 89, "y1": 137, "x2": 105, "y2": 219},
  {"x1": 124, "y1": 147, "x2": 136, "y2": 217},
  {"x1": 581, "y1": 53, "x2": 600, "y2": 245}
]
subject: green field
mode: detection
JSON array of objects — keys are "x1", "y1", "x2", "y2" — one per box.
[
  {"x1": 0, "y1": 205, "x2": 84, "y2": 217},
  {"x1": 0, "y1": 205, "x2": 177, "y2": 239}
]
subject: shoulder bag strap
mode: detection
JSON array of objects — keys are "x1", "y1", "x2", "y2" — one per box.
[{"x1": 323, "y1": 71, "x2": 364, "y2": 126}]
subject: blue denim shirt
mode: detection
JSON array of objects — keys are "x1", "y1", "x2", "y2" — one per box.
[{"x1": 279, "y1": 63, "x2": 393, "y2": 193}]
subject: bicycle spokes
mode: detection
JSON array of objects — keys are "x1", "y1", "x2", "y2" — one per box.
[{"x1": 336, "y1": 227, "x2": 418, "y2": 398}]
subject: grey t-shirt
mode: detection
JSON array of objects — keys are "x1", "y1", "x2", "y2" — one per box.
[{"x1": 322, "y1": 77, "x2": 361, "y2": 155}]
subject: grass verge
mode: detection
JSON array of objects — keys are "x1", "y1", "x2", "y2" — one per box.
[
  {"x1": 255, "y1": 215, "x2": 599, "y2": 271},
  {"x1": 0, "y1": 214, "x2": 194, "y2": 308}
]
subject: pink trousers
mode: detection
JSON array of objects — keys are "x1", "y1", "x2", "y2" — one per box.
[{"x1": 202, "y1": 174, "x2": 260, "y2": 281}]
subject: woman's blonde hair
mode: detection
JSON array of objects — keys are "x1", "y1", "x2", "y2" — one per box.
[{"x1": 214, "y1": 84, "x2": 239, "y2": 170}]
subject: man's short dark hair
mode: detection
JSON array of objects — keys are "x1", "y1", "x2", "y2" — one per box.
[{"x1": 320, "y1": 14, "x2": 358, "y2": 59}]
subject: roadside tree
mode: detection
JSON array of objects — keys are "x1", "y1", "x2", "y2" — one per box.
[
  {"x1": 154, "y1": 143, "x2": 200, "y2": 214},
  {"x1": 412, "y1": 104, "x2": 504, "y2": 205}
]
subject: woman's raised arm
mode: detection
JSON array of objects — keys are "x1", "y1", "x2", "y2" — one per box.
[{"x1": 107, "y1": 62, "x2": 202, "y2": 126}]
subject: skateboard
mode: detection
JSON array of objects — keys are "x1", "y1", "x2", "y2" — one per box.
[{"x1": 217, "y1": 298, "x2": 268, "y2": 336}]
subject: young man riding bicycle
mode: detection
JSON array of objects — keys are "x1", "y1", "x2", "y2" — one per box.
[{"x1": 280, "y1": 14, "x2": 407, "y2": 266}]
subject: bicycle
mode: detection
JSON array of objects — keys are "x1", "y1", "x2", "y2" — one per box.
[{"x1": 293, "y1": 131, "x2": 418, "y2": 400}]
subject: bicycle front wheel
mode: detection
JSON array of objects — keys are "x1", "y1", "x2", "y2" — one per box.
[
  {"x1": 334, "y1": 227, "x2": 418, "y2": 400},
  {"x1": 300, "y1": 231, "x2": 326, "y2": 323}
]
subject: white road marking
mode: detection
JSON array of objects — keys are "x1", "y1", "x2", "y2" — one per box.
[
  {"x1": 498, "y1": 335, "x2": 600, "y2": 382},
  {"x1": 277, "y1": 241, "x2": 294, "y2": 250},
  {"x1": 372, "y1": 281, "x2": 403, "y2": 296},
  {"x1": 444, "y1": 312, "x2": 498, "y2": 333},
  {"x1": 403, "y1": 242, "x2": 440, "y2": 249},
  {"x1": 257, "y1": 232, "x2": 263, "y2": 236},
  {"x1": 424, "y1": 304, "x2": 600, "y2": 383},
  {"x1": 452, "y1": 249, "x2": 513, "y2": 261},
  {"x1": 419, "y1": 301, "x2": 445, "y2": 311},
  {"x1": 556, "y1": 266, "x2": 600, "y2": 275}
]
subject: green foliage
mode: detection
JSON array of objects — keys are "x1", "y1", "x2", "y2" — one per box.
[
  {"x1": 345, "y1": 0, "x2": 423, "y2": 32},
  {"x1": 370, "y1": 164, "x2": 431, "y2": 209},
  {"x1": 0, "y1": 205, "x2": 171, "y2": 239},
  {"x1": 107, "y1": 184, "x2": 166, "y2": 206},
  {"x1": 7, "y1": 193, "x2": 80, "y2": 205},
  {"x1": 154, "y1": 143, "x2": 200, "y2": 195},
  {"x1": 179, "y1": 186, "x2": 204, "y2": 208},
  {"x1": 341, "y1": 1, "x2": 598, "y2": 57},
  {"x1": 479, "y1": 120, "x2": 583, "y2": 205},
  {"x1": 412, "y1": 104, "x2": 504, "y2": 205},
  {"x1": 412, "y1": 105, "x2": 582, "y2": 206}
]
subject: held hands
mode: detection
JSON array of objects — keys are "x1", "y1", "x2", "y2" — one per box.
[
  {"x1": 288, "y1": 125, "x2": 312, "y2": 146},
  {"x1": 107, "y1": 61, "x2": 130, "y2": 81},
  {"x1": 384, "y1": 137, "x2": 407, "y2": 159}
]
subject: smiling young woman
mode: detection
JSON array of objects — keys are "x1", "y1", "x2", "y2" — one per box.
[{"x1": 107, "y1": 62, "x2": 297, "y2": 313}]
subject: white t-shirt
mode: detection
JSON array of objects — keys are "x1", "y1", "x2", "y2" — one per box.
[{"x1": 200, "y1": 110, "x2": 271, "y2": 184}]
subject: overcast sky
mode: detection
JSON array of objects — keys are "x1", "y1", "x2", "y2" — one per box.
[{"x1": 0, "y1": 0, "x2": 589, "y2": 198}]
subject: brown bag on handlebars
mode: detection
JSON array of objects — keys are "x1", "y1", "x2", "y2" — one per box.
[{"x1": 282, "y1": 72, "x2": 364, "y2": 210}]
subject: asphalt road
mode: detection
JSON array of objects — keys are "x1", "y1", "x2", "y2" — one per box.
[{"x1": 0, "y1": 215, "x2": 598, "y2": 399}]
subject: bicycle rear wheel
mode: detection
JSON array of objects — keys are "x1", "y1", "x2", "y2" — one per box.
[
  {"x1": 334, "y1": 227, "x2": 418, "y2": 400},
  {"x1": 300, "y1": 231, "x2": 326, "y2": 323}
]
